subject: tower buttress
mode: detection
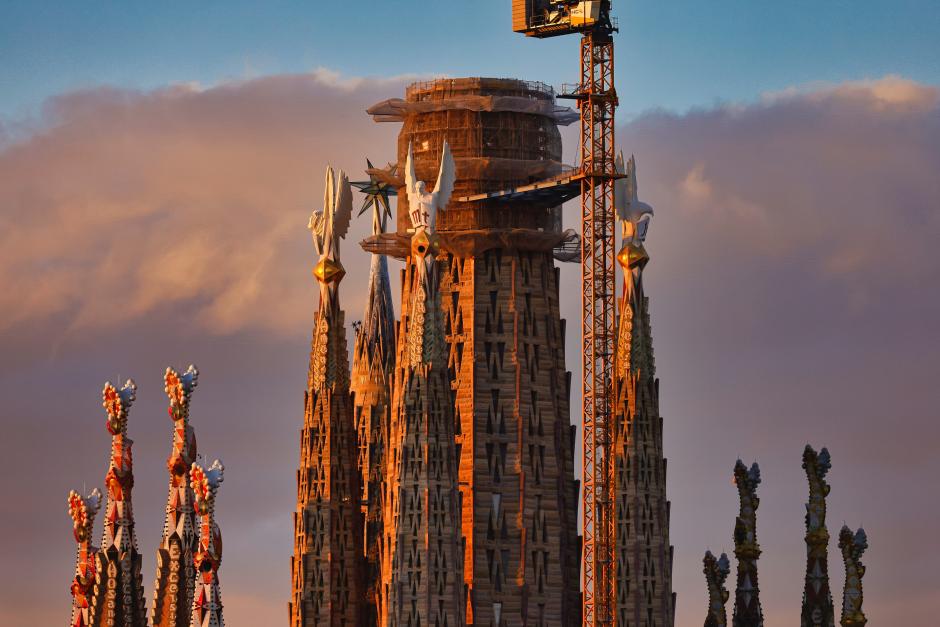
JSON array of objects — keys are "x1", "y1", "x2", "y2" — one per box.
[
  {"x1": 95, "y1": 379, "x2": 147, "y2": 626},
  {"x1": 152, "y1": 366, "x2": 200, "y2": 627},
  {"x1": 290, "y1": 166, "x2": 364, "y2": 626}
]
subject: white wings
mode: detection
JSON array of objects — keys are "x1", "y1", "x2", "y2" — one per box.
[
  {"x1": 614, "y1": 151, "x2": 654, "y2": 242},
  {"x1": 405, "y1": 140, "x2": 456, "y2": 231},
  {"x1": 308, "y1": 165, "x2": 353, "y2": 259}
]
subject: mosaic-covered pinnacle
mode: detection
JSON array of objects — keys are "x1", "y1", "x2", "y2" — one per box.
[
  {"x1": 165, "y1": 364, "x2": 199, "y2": 421},
  {"x1": 704, "y1": 550, "x2": 731, "y2": 627},
  {"x1": 839, "y1": 526, "x2": 868, "y2": 627},
  {"x1": 102, "y1": 378, "x2": 137, "y2": 435},
  {"x1": 68, "y1": 488, "x2": 103, "y2": 543}
]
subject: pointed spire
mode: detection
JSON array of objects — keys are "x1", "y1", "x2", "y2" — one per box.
[
  {"x1": 290, "y1": 166, "x2": 364, "y2": 626},
  {"x1": 838, "y1": 526, "x2": 868, "y2": 627},
  {"x1": 67, "y1": 488, "x2": 102, "y2": 627},
  {"x1": 351, "y1": 159, "x2": 397, "y2": 623},
  {"x1": 152, "y1": 365, "x2": 200, "y2": 627},
  {"x1": 732, "y1": 460, "x2": 763, "y2": 627},
  {"x1": 95, "y1": 378, "x2": 148, "y2": 626},
  {"x1": 384, "y1": 141, "x2": 464, "y2": 626},
  {"x1": 801, "y1": 445, "x2": 835, "y2": 627},
  {"x1": 189, "y1": 460, "x2": 224, "y2": 627},
  {"x1": 612, "y1": 154, "x2": 674, "y2": 625},
  {"x1": 703, "y1": 551, "x2": 731, "y2": 627}
]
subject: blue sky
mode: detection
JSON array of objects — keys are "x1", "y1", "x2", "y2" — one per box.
[{"x1": 2, "y1": 0, "x2": 939, "y2": 120}]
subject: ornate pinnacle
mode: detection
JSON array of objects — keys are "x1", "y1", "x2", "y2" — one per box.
[
  {"x1": 67, "y1": 489, "x2": 102, "y2": 626},
  {"x1": 98, "y1": 377, "x2": 146, "y2": 625},
  {"x1": 838, "y1": 526, "x2": 868, "y2": 627},
  {"x1": 68, "y1": 488, "x2": 102, "y2": 544},
  {"x1": 704, "y1": 551, "x2": 731, "y2": 627},
  {"x1": 190, "y1": 460, "x2": 225, "y2": 627},
  {"x1": 164, "y1": 365, "x2": 199, "y2": 481},
  {"x1": 802, "y1": 445, "x2": 835, "y2": 627},
  {"x1": 102, "y1": 378, "x2": 136, "y2": 436},
  {"x1": 153, "y1": 366, "x2": 200, "y2": 627},
  {"x1": 165, "y1": 365, "x2": 198, "y2": 422},
  {"x1": 732, "y1": 459, "x2": 763, "y2": 627}
]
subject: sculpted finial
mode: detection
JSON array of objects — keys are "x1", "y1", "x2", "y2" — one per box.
[
  {"x1": 802, "y1": 445, "x2": 835, "y2": 627},
  {"x1": 67, "y1": 488, "x2": 103, "y2": 625},
  {"x1": 615, "y1": 152, "x2": 653, "y2": 270},
  {"x1": 704, "y1": 551, "x2": 731, "y2": 627},
  {"x1": 309, "y1": 165, "x2": 353, "y2": 290},
  {"x1": 165, "y1": 364, "x2": 199, "y2": 422},
  {"x1": 405, "y1": 140, "x2": 456, "y2": 262},
  {"x1": 102, "y1": 378, "x2": 137, "y2": 435},
  {"x1": 732, "y1": 459, "x2": 763, "y2": 627},
  {"x1": 838, "y1": 526, "x2": 868, "y2": 627}
]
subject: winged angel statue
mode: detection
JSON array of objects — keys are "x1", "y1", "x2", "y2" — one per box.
[
  {"x1": 614, "y1": 152, "x2": 654, "y2": 244},
  {"x1": 405, "y1": 140, "x2": 456, "y2": 263},
  {"x1": 308, "y1": 165, "x2": 353, "y2": 299}
]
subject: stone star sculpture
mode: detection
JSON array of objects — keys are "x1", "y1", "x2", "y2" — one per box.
[{"x1": 352, "y1": 159, "x2": 397, "y2": 234}]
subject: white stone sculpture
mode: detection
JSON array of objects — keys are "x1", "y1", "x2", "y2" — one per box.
[
  {"x1": 405, "y1": 140, "x2": 456, "y2": 235},
  {"x1": 615, "y1": 152, "x2": 654, "y2": 244}
]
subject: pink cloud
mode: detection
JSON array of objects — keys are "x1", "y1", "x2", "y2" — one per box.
[{"x1": 0, "y1": 73, "x2": 405, "y2": 343}]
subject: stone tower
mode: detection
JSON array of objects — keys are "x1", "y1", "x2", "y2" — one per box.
[
  {"x1": 366, "y1": 77, "x2": 582, "y2": 626},
  {"x1": 611, "y1": 155, "x2": 675, "y2": 627},
  {"x1": 290, "y1": 167, "x2": 364, "y2": 626}
]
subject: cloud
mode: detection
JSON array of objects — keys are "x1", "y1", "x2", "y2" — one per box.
[{"x1": 0, "y1": 72, "x2": 404, "y2": 346}]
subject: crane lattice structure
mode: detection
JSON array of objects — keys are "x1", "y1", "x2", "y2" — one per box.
[{"x1": 514, "y1": 2, "x2": 619, "y2": 624}]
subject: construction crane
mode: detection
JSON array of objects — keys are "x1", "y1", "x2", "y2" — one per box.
[{"x1": 513, "y1": 2, "x2": 619, "y2": 625}]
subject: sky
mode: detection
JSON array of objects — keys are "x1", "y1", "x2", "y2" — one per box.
[{"x1": 1, "y1": 2, "x2": 939, "y2": 626}]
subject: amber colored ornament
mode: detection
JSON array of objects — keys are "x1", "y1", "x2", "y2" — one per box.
[
  {"x1": 618, "y1": 242, "x2": 649, "y2": 270},
  {"x1": 411, "y1": 229, "x2": 438, "y2": 259},
  {"x1": 313, "y1": 258, "x2": 346, "y2": 284}
]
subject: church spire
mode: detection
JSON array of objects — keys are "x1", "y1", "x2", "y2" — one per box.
[
  {"x1": 838, "y1": 526, "x2": 868, "y2": 627},
  {"x1": 703, "y1": 551, "x2": 731, "y2": 627},
  {"x1": 801, "y1": 445, "x2": 835, "y2": 627},
  {"x1": 152, "y1": 366, "x2": 200, "y2": 627},
  {"x1": 384, "y1": 141, "x2": 464, "y2": 626},
  {"x1": 351, "y1": 160, "x2": 397, "y2": 623},
  {"x1": 95, "y1": 378, "x2": 148, "y2": 626},
  {"x1": 67, "y1": 488, "x2": 102, "y2": 627},
  {"x1": 290, "y1": 165, "x2": 364, "y2": 626},
  {"x1": 189, "y1": 460, "x2": 224, "y2": 627},
  {"x1": 612, "y1": 153, "x2": 674, "y2": 626},
  {"x1": 731, "y1": 460, "x2": 763, "y2": 627}
]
